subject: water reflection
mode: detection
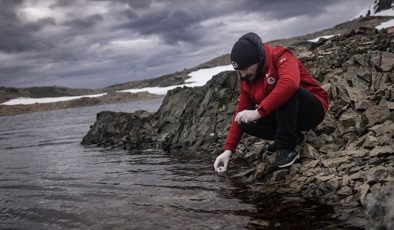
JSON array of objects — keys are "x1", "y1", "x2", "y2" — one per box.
[{"x1": 0, "y1": 99, "x2": 360, "y2": 229}]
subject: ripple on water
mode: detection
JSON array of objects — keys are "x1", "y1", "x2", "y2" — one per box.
[{"x1": 0, "y1": 100, "x2": 360, "y2": 229}]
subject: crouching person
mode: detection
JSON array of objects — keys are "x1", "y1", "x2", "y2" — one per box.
[{"x1": 214, "y1": 32, "x2": 329, "y2": 172}]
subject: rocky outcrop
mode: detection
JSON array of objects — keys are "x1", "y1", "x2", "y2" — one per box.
[
  {"x1": 82, "y1": 27, "x2": 393, "y2": 227},
  {"x1": 82, "y1": 70, "x2": 239, "y2": 153}
]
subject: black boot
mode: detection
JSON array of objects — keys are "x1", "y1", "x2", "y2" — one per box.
[
  {"x1": 272, "y1": 148, "x2": 300, "y2": 169},
  {"x1": 267, "y1": 132, "x2": 306, "y2": 152}
]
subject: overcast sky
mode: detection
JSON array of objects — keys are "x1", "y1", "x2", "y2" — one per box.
[{"x1": 0, "y1": 0, "x2": 373, "y2": 89}]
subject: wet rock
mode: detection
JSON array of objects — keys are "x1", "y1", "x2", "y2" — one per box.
[{"x1": 253, "y1": 163, "x2": 268, "y2": 180}]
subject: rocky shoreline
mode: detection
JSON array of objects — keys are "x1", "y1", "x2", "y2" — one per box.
[{"x1": 81, "y1": 27, "x2": 393, "y2": 228}]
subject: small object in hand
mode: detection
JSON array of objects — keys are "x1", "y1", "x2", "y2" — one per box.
[{"x1": 217, "y1": 166, "x2": 225, "y2": 173}]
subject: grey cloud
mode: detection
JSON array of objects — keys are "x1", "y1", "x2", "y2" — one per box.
[
  {"x1": 0, "y1": 0, "x2": 374, "y2": 89},
  {"x1": 63, "y1": 14, "x2": 104, "y2": 29},
  {"x1": 243, "y1": 0, "x2": 344, "y2": 18},
  {"x1": 0, "y1": 0, "x2": 55, "y2": 53}
]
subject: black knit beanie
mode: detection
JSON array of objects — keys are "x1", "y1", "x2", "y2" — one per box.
[{"x1": 230, "y1": 39, "x2": 259, "y2": 70}]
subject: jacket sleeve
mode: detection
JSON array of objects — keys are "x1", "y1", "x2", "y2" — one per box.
[
  {"x1": 224, "y1": 85, "x2": 254, "y2": 152},
  {"x1": 257, "y1": 52, "x2": 300, "y2": 117}
]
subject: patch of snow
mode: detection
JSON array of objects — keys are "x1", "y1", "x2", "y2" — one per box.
[
  {"x1": 1, "y1": 93, "x2": 107, "y2": 105},
  {"x1": 354, "y1": 2, "x2": 394, "y2": 18},
  {"x1": 118, "y1": 65, "x2": 234, "y2": 95},
  {"x1": 308, "y1": 34, "x2": 339, "y2": 43},
  {"x1": 374, "y1": 8, "x2": 394, "y2": 16},
  {"x1": 2, "y1": 65, "x2": 234, "y2": 105},
  {"x1": 117, "y1": 85, "x2": 181, "y2": 95},
  {"x1": 376, "y1": 19, "x2": 394, "y2": 29}
]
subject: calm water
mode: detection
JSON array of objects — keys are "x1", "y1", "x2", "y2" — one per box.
[{"x1": 0, "y1": 98, "x2": 356, "y2": 229}]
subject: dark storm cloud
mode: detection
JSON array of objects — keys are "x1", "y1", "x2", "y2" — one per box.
[
  {"x1": 109, "y1": 0, "x2": 355, "y2": 46},
  {"x1": 119, "y1": 7, "x2": 206, "y2": 44},
  {"x1": 63, "y1": 14, "x2": 104, "y2": 29},
  {"x1": 100, "y1": 0, "x2": 153, "y2": 9},
  {"x1": 0, "y1": 0, "x2": 374, "y2": 89},
  {"x1": 243, "y1": 0, "x2": 344, "y2": 18},
  {"x1": 0, "y1": 0, "x2": 56, "y2": 53}
]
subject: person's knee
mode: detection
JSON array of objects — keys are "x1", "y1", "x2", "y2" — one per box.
[
  {"x1": 237, "y1": 121, "x2": 260, "y2": 133},
  {"x1": 237, "y1": 121, "x2": 248, "y2": 132}
]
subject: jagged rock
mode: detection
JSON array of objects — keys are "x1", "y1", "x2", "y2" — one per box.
[
  {"x1": 362, "y1": 105, "x2": 391, "y2": 128},
  {"x1": 319, "y1": 143, "x2": 340, "y2": 154},
  {"x1": 339, "y1": 114, "x2": 357, "y2": 128},
  {"x1": 301, "y1": 144, "x2": 319, "y2": 159},
  {"x1": 337, "y1": 186, "x2": 353, "y2": 196},
  {"x1": 363, "y1": 133, "x2": 379, "y2": 149},
  {"x1": 322, "y1": 156, "x2": 350, "y2": 168},
  {"x1": 369, "y1": 145, "x2": 394, "y2": 157},
  {"x1": 355, "y1": 100, "x2": 375, "y2": 111},
  {"x1": 271, "y1": 169, "x2": 289, "y2": 182},
  {"x1": 366, "y1": 166, "x2": 388, "y2": 184},
  {"x1": 369, "y1": 120, "x2": 394, "y2": 136},
  {"x1": 380, "y1": 52, "x2": 394, "y2": 72},
  {"x1": 315, "y1": 174, "x2": 335, "y2": 183},
  {"x1": 327, "y1": 178, "x2": 340, "y2": 191},
  {"x1": 356, "y1": 183, "x2": 370, "y2": 205}
]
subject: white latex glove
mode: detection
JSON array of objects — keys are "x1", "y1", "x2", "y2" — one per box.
[
  {"x1": 235, "y1": 109, "x2": 261, "y2": 124},
  {"x1": 213, "y1": 150, "x2": 232, "y2": 172}
]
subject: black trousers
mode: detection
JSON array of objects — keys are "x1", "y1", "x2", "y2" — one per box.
[{"x1": 238, "y1": 87, "x2": 325, "y2": 149}]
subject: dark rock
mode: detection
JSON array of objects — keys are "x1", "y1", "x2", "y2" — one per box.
[{"x1": 81, "y1": 70, "x2": 239, "y2": 152}]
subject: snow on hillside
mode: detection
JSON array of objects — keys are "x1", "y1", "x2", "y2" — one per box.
[
  {"x1": 118, "y1": 65, "x2": 234, "y2": 95},
  {"x1": 354, "y1": 0, "x2": 394, "y2": 18},
  {"x1": 376, "y1": 18, "x2": 394, "y2": 29},
  {"x1": 1, "y1": 93, "x2": 107, "y2": 105},
  {"x1": 308, "y1": 34, "x2": 339, "y2": 43},
  {"x1": 1, "y1": 65, "x2": 234, "y2": 105}
]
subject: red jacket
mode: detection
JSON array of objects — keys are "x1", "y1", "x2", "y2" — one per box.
[{"x1": 224, "y1": 44, "x2": 329, "y2": 152}]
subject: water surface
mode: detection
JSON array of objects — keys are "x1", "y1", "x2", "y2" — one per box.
[{"x1": 0, "y1": 98, "x2": 357, "y2": 229}]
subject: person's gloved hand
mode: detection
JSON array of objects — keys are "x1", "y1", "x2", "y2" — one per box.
[
  {"x1": 235, "y1": 109, "x2": 261, "y2": 124},
  {"x1": 213, "y1": 150, "x2": 232, "y2": 172}
]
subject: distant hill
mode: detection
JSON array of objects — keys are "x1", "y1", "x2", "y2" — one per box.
[
  {"x1": 103, "y1": 54, "x2": 231, "y2": 91},
  {"x1": 0, "y1": 86, "x2": 96, "y2": 104}
]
